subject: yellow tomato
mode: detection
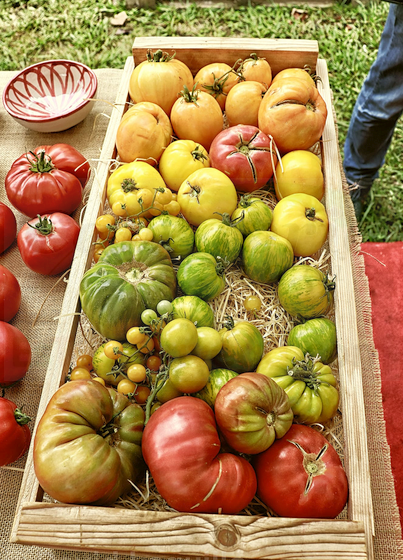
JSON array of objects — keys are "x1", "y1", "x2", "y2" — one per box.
[
  {"x1": 129, "y1": 53, "x2": 193, "y2": 116},
  {"x1": 159, "y1": 139, "x2": 210, "y2": 192},
  {"x1": 107, "y1": 161, "x2": 166, "y2": 219},
  {"x1": 177, "y1": 168, "x2": 238, "y2": 227},
  {"x1": 271, "y1": 67, "x2": 316, "y2": 88},
  {"x1": 170, "y1": 87, "x2": 224, "y2": 151},
  {"x1": 116, "y1": 101, "x2": 173, "y2": 165},
  {"x1": 274, "y1": 150, "x2": 324, "y2": 201},
  {"x1": 270, "y1": 193, "x2": 329, "y2": 257},
  {"x1": 115, "y1": 227, "x2": 132, "y2": 243},
  {"x1": 225, "y1": 81, "x2": 267, "y2": 128}
]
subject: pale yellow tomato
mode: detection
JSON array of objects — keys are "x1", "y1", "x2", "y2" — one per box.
[
  {"x1": 177, "y1": 168, "x2": 238, "y2": 227},
  {"x1": 225, "y1": 81, "x2": 267, "y2": 128},
  {"x1": 107, "y1": 161, "x2": 166, "y2": 219},
  {"x1": 274, "y1": 150, "x2": 324, "y2": 201},
  {"x1": 159, "y1": 140, "x2": 210, "y2": 192},
  {"x1": 240, "y1": 54, "x2": 272, "y2": 86},
  {"x1": 270, "y1": 193, "x2": 328, "y2": 257}
]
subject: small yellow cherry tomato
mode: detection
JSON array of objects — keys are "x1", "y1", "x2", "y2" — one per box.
[
  {"x1": 149, "y1": 200, "x2": 164, "y2": 217},
  {"x1": 70, "y1": 367, "x2": 92, "y2": 381},
  {"x1": 134, "y1": 385, "x2": 151, "y2": 404},
  {"x1": 132, "y1": 234, "x2": 141, "y2": 241},
  {"x1": 139, "y1": 337, "x2": 155, "y2": 354},
  {"x1": 115, "y1": 227, "x2": 132, "y2": 243},
  {"x1": 138, "y1": 228, "x2": 154, "y2": 241},
  {"x1": 244, "y1": 294, "x2": 262, "y2": 312},
  {"x1": 93, "y1": 246, "x2": 104, "y2": 263},
  {"x1": 155, "y1": 187, "x2": 173, "y2": 205},
  {"x1": 112, "y1": 201, "x2": 128, "y2": 217},
  {"x1": 103, "y1": 340, "x2": 124, "y2": 360},
  {"x1": 117, "y1": 378, "x2": 137, "y2": 395},
  {"x1": 136, "y1": 188, "x2": 154, "y2": 209},
  {"x1": 96, "y1": 214, "x2": 115, "y2": 234},
  {"x1": 163, "y1": 200, "x2": 181, "y2": 216},
  {"x1": 126, "y1": 327, "x2": 148, "y2": 346},
  {"x1": 127, "y1": 363, "x2": 147, "y2": 383},
  {"x1": 92, "y1": 377, "x2": 106, "y2": 386}
]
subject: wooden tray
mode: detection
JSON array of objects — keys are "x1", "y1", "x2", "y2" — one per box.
[{"x1": 11, "y1": 38, "x2": 374, "y2": 560}]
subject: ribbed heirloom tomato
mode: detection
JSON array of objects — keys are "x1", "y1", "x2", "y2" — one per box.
[{"x1": 193, "y1": 62, "x2": 240, "y2": 111}]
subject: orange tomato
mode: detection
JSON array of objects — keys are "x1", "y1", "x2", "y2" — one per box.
[
  {"x1": 194, "y1": 62, "x2": 239, "y2": 111},
  {"x1": 258, "y1": 78, "x2": 328, "y2": 154},
  {"x1": 171, "y1": 86, "x2": 223, "y2": 151},
  {"x1": 225, "y1": 81, "x2": 268, "y2": 127},
  {"x1": 116, "y1": 101, "x2": 172, "y2": 166},
  {"x1": 271, "y1": 67, "x2": 316, "y2": 88},
  {"x1": 239, "y1": 54, "x2": 272, "y2": 86},
  {"x1": 129, "y1": 51, "x2": 193, "y2": 116}
]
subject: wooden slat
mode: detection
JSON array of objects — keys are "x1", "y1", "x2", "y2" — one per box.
[
  {"x1": 9, "y1": 55, "x2": 135, "y2": 542},
  {"x1": 15, "y1": 503, "x2": 367, "y2": 559},
  {"x1": 316, "y1": 58, "x2": 374, "y2": 560},
  {"x1": 132, "y1": 36, "x2": 319, "y2": 75}
]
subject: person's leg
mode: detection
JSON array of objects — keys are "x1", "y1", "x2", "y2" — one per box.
[{"x1": 343, "y1": 3, "x2": 403, "y2": 216}]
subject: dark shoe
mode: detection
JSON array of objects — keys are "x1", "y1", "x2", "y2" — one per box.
[
  {"x1": 352, "y1": 197, "x2": 364, "y2": 221},
  {"x1": 348, "y1": 182, "x2": 370, "y2": 221}
]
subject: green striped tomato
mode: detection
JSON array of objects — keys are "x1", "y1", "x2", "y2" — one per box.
[
  {"x1": 194, "y1": 213, "x2": 243, "y2": 263},
  {"x1": 195, "y1": 368, "x2": 238, "y2": 407},
  {"x1": 80, "y1": 240, "x2": 177, "y2": 340},
  {"x1": 215, "y1": 317, "x2": 264, "y2": 373},
  {"x1": 177, "y1": 252, "x2": 226, "y2": 301},
  {"x1": 278, "y1": 265, "x2": 335, "y2": 319},
  {"x1": 147, "y1": 214, "x2": 194, "y2": 260},
  {"x1": 287, "y1": 318, "x2": 337, "y2": 364},
  {"x1": 256, "y1": 346, "x2": 339, "y2": 424},
  {"x1": 171, "y1": 295, "x2": 215, "y2": 328},
  {"x1": 242, "y1": 230, "x2": 294, "y2": 283},
  {"x1": 231, "y1": 195, "x2": 273, "y2": 237}
]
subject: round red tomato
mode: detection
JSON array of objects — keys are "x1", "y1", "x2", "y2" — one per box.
[
  {"x1": 0, "y1": 321, "x2": 31, "y2": 387},
  {"x1": 209, "y1": 125, "x2": 277, "y2": 192},
  {"x1": 142, "y1": 396, "x2": 257, "y2": 514},
  {"x1": 0, "y1": 265, "x2": 21, "y2": 322},
  {"x1": 18, "y1": 213, "x2": 80, "y2": 275},
  {"x1": 5, "y1": 143, "x2": 89, "y2": 217},
  {"x1": 0, "y1": 201, "x2": 17, "y2": 254},
  {"x1": 0, "y1": 397, "x2": 31, "y2": 466},
  {"x1": 253, "y1": 424, "x2": 348, "y2": 518}
]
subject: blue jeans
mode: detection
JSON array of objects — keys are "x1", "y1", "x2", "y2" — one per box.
[{"x1": 343, "y1": 3, "x2": 403, "y2": 201}]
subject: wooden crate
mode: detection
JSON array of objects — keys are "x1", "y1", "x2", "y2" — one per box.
[{"x1": 11, "y1": 38, "x2": 374, "y2": 560}]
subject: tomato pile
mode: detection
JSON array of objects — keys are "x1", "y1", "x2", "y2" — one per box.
[{"x1": 30, "y1": 51, "x2": 348, "y2": 518}]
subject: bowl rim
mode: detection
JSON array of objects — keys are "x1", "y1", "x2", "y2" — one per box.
[{"x1": 2, "y1": 59, "x2": 98, "y2": 123}]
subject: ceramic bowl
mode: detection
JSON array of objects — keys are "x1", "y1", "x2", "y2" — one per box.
[{"x1": 2, "y1": 59, "x2": 98, "y2": 133}]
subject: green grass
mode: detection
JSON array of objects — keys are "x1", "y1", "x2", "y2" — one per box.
[{"x1": 1, "y1": 0, "x2": 400, "y2": 242}]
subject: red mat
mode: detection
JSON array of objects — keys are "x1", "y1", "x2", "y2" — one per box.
[{"x1": 362, "y1": 241, "x2": 403, "y2": 529}]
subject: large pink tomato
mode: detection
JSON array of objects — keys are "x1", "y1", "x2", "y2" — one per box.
[
  {"x1": 142, "y1": 396, "x2": 257, "y2": 514},
  {"x1": 253, "y1": 424, "x2": 348, "y2": 518},
  {"x1": 209, "y1": 125, "x2": 277, "y2": 193}
]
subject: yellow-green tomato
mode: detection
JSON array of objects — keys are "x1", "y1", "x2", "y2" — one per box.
[
  {"x1": 191, "y1": 327, "x2": 223, "y2": 360},
  {"x1": 159, "y1": 140, "x2": 210, "y2": 192},
  {"x1": 92, "y1": 342, "x2": 145, "y2": 386},
  {"x1": 169, "y1": 355, "x2": 210, "y2": 393},
  {"x1": 256, "y1": 346, "x2": 339, "y2": 424},
  {"x1": 156, "y1": 378, "x2": 183, "y2": 403},
  {"x1": 160, "y1": 318, "x2": 198, "y2": 357},
  {"x1": 274, "y1": 150, "x2": 324, "y2": 201}
]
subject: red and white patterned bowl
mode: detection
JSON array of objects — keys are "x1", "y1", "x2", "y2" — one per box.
[{"x1": 2, "y1": 59, "x2": 98, "y2": 133}]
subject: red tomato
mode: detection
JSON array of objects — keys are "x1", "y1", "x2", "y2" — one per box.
[
  {"x1": 253, "y1": 424, "x2": 349, "y2": 518},
  {"x1": 209, "y1": 125, "x2": 277, "y2": 192},
  {"x1": 0, "y1": 265, "x2": 21, "y2": 322},
  {"x1": 0, "y1": 201, "x2": 17, "y2": 254},
  {"x1": 0, "y1": 321, "x2": 31, "y2": 387},
  {"x1": 5, "y1": 143, "x2": 90, "y2": 217},
  {"x1": 17, "y1": 213, "x2": 80, "y2": 275},
  {"x1": 0, "y1": 397, "x2": 31, "y2": 466},
  {"x1": 142, "y1": 396, "x2": 257, "y2": 514}
]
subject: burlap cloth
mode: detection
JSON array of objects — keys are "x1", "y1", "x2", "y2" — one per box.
[{"x1": 0, "y1": 67, "x2": 402, "y2": 560}]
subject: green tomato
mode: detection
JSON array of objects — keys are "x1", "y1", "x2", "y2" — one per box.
[
  {"x1": 191, "y1": 327, "x2": 223, "y2": 360},
  {"x1": 156, "y1": 300, "x2": 173, "y2": 316},
  {"x1": 287, "y1": 318, "x2": 337, "y2": 364},
  {"x1": 256, "y1": 346, "x2": 339, "y2": 424},
  {"x1": 215, "y1": 317, "x2": 264, "y2": 374},
  {"x1": 92, "y1": 342, "x2": 145, "y2": 386},
  {"x1": 195, "y1": 368, "x2": 238, "y2": 407},
  {"x1": 169, "y1": 355, "x2": 210, "y2": 393},
  {"x1": 231, "y1": 195, "x2": 273, "y2": 237},
  {"x1": 141, "y1": 309, "x2": 158, "y2": 325},
  {"x1": 177, "y1": 252, "x2": 226, "y2": 301},
  {"x1": 194, "y1": 213, "x2": 243, "y2": 264},
  {"x1": 156, "y1": 378, "x2": 183, "y2": 403},
  {"x1": 160, "y1": 318, "x2": 198, "y2": 358},
  {"x1": 242, "y1": 230, "x2": 294, "y2": 284},
  {"x1": 147, "y1": 214, "x2": 195, "y2": 260},
  {"x1": 171, "y1": 295, "x2": 215, "y2": 328}
]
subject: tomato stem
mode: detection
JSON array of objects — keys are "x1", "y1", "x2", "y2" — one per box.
[
  {"x1": 26, "y1": 149, "x2": 55, "y2": 174},
  {"x1": 14, "y1": 407, "x2": 31, "y2": 426},
  {"x1": 28, "y1": 215, "x2": 54, "y2": 236}
]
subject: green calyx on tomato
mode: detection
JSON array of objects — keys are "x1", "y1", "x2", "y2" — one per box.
[
  {"x1": 27, "y1": 149, "x2": 55, "y2": 173},
  {"x1": 13, "y1": 407, "x2": 31, "y2": 426},
  {"x1": 27, "y1": 215, "x2": 54, "y2": 236},
  {"x1": 287, "y1": 354, "x2": 333, "y2": 393},
  {"x1": 191, "y1": 145, "x2": 209, "y2": 163},
  {"x1": 178, "y1": 83, "x2": 200, "y2": 104},
  {"x1": 146, "y1": 48, "x2": 174, "y2": 63}
]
